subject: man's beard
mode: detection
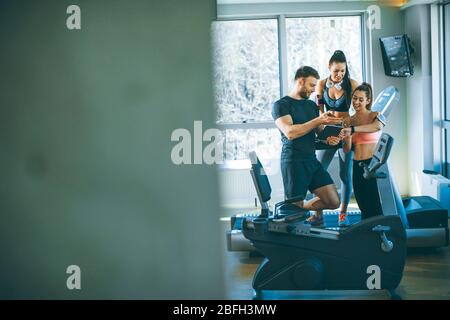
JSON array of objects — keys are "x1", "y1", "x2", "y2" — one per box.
[{"x1": 299, "y1": 89, "x2": 310, "y2": 99}]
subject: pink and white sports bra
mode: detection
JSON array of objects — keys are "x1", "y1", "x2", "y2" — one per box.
[{"x1": 352, "y1": 131, "x2": 381, "y2": 145}]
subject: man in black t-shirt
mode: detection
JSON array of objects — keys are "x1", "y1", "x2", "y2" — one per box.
[{"x1": 272, "y1": 66, "x2": 343, "y2": 226}]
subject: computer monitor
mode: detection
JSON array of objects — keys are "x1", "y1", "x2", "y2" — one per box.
[{"x1": 380, "y1": 34, "x2": 414, "y2": 77}]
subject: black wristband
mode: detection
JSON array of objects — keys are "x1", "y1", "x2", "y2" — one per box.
[{"x1": 351, "y1": 126, "x2": 356, "y2": 134}]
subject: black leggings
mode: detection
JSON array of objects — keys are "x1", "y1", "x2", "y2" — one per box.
[{"x1": 352, "y1": 159, "x2": 383, "y2": 220}]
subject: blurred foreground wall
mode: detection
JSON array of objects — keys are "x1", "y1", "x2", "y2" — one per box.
[{"x1": 0, "y1": 0, "x2": 224, "y2": 299}]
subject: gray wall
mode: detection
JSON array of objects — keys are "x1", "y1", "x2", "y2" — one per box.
[
  {"x1": 0, "y1": 0, "x2": 225, "y2": 299},
  {"x1": 405, "y1": 6, "x2": 431, "y2": 195},
  {"x1": 218, "y1": 1, "x2": 409, "y2": 196},
  {"x1": 370, "y1": 5, "x2": 407, "y2": 196}
]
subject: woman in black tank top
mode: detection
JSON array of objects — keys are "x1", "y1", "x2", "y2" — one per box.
[
  {"x1": 312, "y1": 50, "x2": 359, "y2": 227},
  {"x1": 310, "y1": 50, "x2": 385, "y2": 227},
  {"x1": 316, "y1": 50, "x2": 358, "y2": 116}
]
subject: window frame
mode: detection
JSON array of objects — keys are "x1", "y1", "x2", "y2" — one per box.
[
  {"x1": 431, "y1": 2, "x2": 450, "y2": 177},
  {"x1": 213, "y1": 11, "x2": 369, "y2": 159},
  {"x1": 213, "y1": 16, "x2": 280, "y2": 131},
  {"x1": 443, "y1": 3, "x2": 450, "y2": 177}
]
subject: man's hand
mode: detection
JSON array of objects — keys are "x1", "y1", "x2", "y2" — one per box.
[
  {"x1": 339, "y1": 127, "x2": 352, "y2": 139},
  {"x1": 326, "y1": 136, "x2": 341, "y2": 146},
  {"x1": 319, "y1": 111, "x2": 343, "y2": 125},
  {"x1": 342, "y1": 116, "x2": 352, "y2": 127}
]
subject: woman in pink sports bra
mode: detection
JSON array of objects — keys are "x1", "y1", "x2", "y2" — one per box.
[{"x1": 338, "y1": 83, "x2": 383, "y2": 220}]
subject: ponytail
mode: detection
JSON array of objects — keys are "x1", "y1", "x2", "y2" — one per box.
[{"x1": 329, "y1": 50, "x2": 352, "y2": 107}]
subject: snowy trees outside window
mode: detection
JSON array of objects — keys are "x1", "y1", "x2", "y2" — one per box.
[
  {"x1": 212, "y1": 19, "x2": 280, "y2": 125},
  {"x1": 212, "y1": 16, "x2": 363, "y2": 161},
  {"x1": 287, "y1": 16, "x2": 363, "y2": 90}
]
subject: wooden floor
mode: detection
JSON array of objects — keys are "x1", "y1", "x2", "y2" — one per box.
[{"x1": 221, "y1": 216, "x2": 450, "y2": 300}]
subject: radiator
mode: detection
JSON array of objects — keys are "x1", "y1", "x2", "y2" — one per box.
[
  {"x1": 218, "y1": 159, "x2": 285, "y2": 207},
  {"x1": 421, "y1": 173, "x2": 450, "y2": 216},
  {"x1": 218, "y1": 157, "x2": 343, "y2": 207}
]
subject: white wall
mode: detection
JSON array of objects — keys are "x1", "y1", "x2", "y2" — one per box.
[
  {"x1": 403, "y1": 4, "x2": 443, "y2": 196},
  {"x1": 370, "y1": 5, "x2": 408, "y2": 196}
]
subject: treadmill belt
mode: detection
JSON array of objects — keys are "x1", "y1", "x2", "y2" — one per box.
[
  {"x1": 231, "y1": 210, "x2": 362, "y2": 230},
  {"x1": 322, "y1": 210, "x2": 362, "y2": 228}
]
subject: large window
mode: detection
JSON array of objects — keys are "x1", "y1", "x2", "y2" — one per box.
[
  {"x1": 223, "y1": 128, "x2": 281, "y2": 162},
  {"x1": 212, "y1": 15, "x2": 364, "y2": 161},
  {"x1": 212, "y1": 19, "x2": 280, "y2": 124},
  {"x1": 286, "y1": 16, "x2": 363, "y2": 89}
]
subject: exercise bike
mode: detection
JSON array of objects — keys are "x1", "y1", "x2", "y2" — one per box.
[{"x1": 242, "y1": 133, "x2": 407, "y2": 298}]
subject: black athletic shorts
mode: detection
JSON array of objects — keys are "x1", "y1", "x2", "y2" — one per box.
[{"x1": 281, "y1": 158, "x2": 334, "y2": 201}]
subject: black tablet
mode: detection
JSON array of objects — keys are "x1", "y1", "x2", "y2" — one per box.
[{"x1": 317, "y1": 125, "x2": 343, "y2": 140}]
